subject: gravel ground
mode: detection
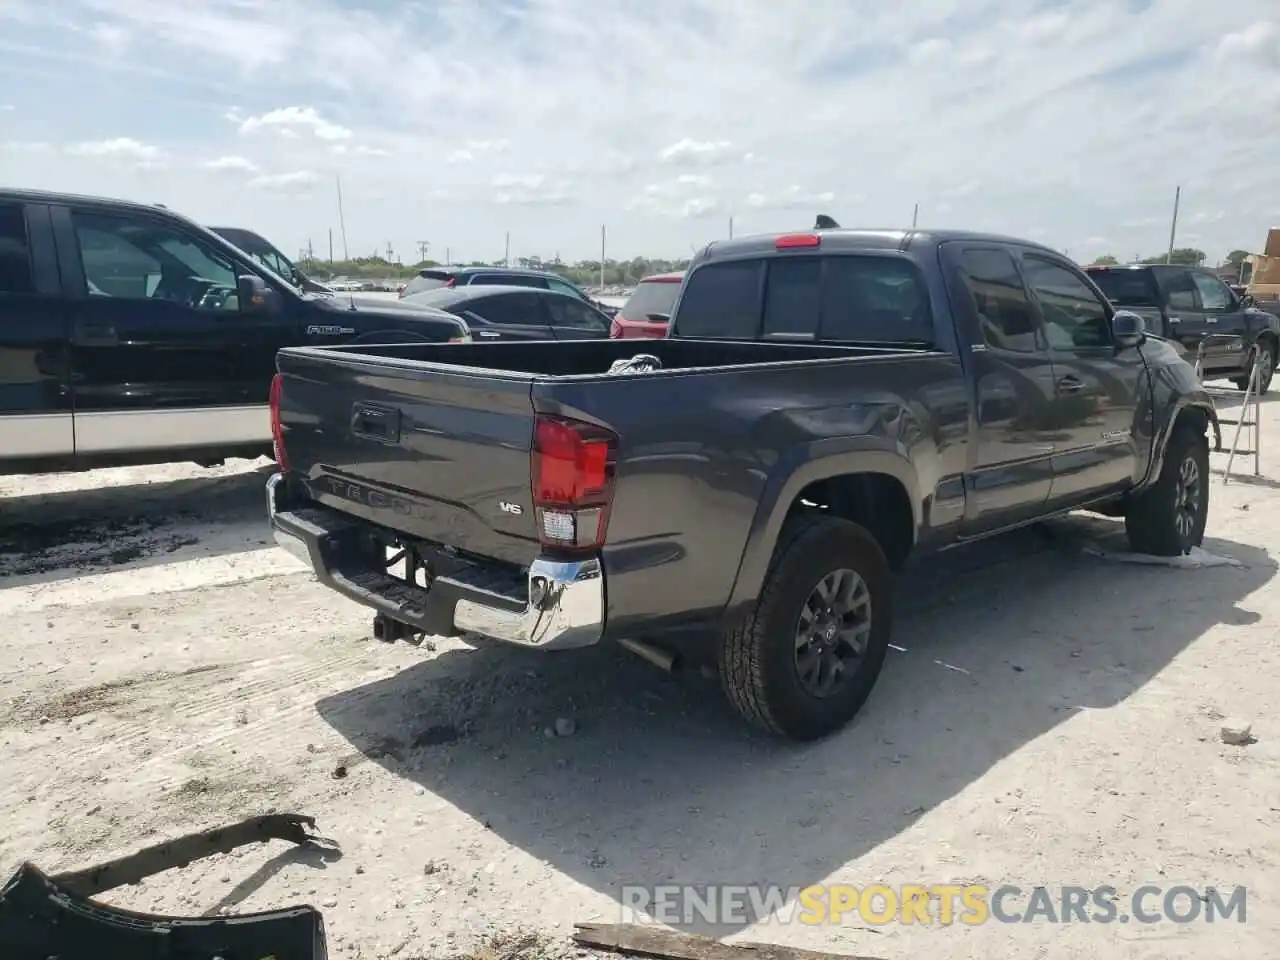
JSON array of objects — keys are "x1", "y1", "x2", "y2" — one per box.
[{"x1": 1, "y1": 406, "x2": 1278, "y2": 960}]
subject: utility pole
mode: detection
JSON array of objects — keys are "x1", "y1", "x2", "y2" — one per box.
[
  {"x1": 328, "y1": 229, "x2": 333, "y2": 264},
  {"x1": 600, "y1": 224, "x2": 606, "y2": 289},
  {"x1": 335, "y1": 174, "x2": 350, "y2": 260},
  {"x1": 1166, "y1": 185, "x2": 1181, "y2": 265},
  {"x1": 445, "y1": 246, "x2": 450, "y2": 266},
  {"x1": 504, "y1": 231, "x2": 510, "y2": 267},
  {"x1": 912, "y1": 203, "x2": 919, "y2": 228},
  {"x1": 416, "y1": 240, "x2": 430, "y2": 263},
  {"x1": 728, "y1": 217, "x2": 734, "y2": 239}
]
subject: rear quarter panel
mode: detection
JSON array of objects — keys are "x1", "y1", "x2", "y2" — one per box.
[{"x1": 536, "y1": 352, "x2": 971, "y2": 639}]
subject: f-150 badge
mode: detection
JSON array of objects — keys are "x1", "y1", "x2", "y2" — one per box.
[{"x1": 306, "y1": 324, "x2": 355, "y2": 336}]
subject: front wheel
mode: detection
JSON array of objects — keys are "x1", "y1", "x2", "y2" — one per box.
[
  {"x1": 719, "y1": 515, "x2": 893, "y2": 741},
  {"x1": 1124, "y1": 422, "x2": 1210, "y2": 556}
]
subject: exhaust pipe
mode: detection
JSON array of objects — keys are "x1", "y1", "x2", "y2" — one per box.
[{"x1": 617, "y1": 636, "x2": 678, "y2": 673}]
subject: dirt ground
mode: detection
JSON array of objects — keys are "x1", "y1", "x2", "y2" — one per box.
[{"x1": 1, "y1": 398, "x2": 1278, "y2": 960}]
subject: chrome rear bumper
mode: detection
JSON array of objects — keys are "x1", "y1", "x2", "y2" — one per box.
[{"x1": 265, "y1": 472, "x2": 604, "y2": 650}]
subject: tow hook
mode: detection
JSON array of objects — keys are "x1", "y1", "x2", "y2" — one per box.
[{"x1": 529, "y1": 576, "x2": 550, "y2": 609}]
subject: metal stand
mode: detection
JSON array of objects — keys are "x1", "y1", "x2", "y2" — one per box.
[{"x1": 1196, "y1": 336, "x2": 1262, "y2": 483}]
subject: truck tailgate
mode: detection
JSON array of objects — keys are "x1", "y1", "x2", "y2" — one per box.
[{"x1": 275, "y1": 349, "x2": 540, "y2": 568}]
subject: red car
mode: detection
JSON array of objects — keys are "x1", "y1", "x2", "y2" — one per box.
[{"x1": 609, "y1": 271, "x2": 684, "y2": 338}]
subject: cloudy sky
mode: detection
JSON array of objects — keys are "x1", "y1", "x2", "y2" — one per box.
[{"x1": 1, "y1": 0, "x2": 1277, "y2": 266}]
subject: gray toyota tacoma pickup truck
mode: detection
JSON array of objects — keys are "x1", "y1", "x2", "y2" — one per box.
[{"x1": 266, "y1": 228, "x2": 1221, "y2": 741}]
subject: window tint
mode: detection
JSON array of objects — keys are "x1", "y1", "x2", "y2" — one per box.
[
  {"x1": 954, "y1": 248, "x2": 1040, "y2": 352},
  {"x1": 1085, "y1": 268, "x2": 1159, "y2": 307},
  {"x1": 1163, "y1": 271, "x2": 1199, "y2": 311},
  {"x1": 672, "y1": 259, "x2": 764, "y2": 338},
  {"x1": 546, "y1": 277, "x2": 585, "y2": 300},
  {"x1": 402, "y1": 271, "x2": 453, "y2": 296},
  {"x1": 0, "y1": 203, "x2": 34, "y2": 295},
  {"x1": 468, "y1": 292, "x2": 547, "y2": 327},
  {"x1": 762, "y1": 258, "x2": 822, "y2": 338},
  {"x1": 73, "y1": 212, "x2": 240, "y2": 309},
  {"x1": 820, "y1": 256, "x2": 932, "y2": 343},
  {"x1": 1191, "y1": 273, "x2": 1232, "y2": 311},
  {"x1": 545, "y1": 295, "x2": 607, "y2": 332},
  {"x1": 472, "y1": 273, "x2": 548, "y2": 289},
  {"x1": 1021, "y1": 255, "x2": 1112, "y2": 349},
  {"x1": 619, "y1": 278, "x2": 681, "y2": 322}
]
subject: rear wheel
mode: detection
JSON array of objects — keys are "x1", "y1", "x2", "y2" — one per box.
[
  {"x1": 1124, "y1": 421, "x2": 1209, "y2": 556},
  {"x1": 1233, "y1": 342, "x2": 1274, "y2": 394},
  {"x1": 719, "y1": 515, "x2": 893, "y2": 741}
]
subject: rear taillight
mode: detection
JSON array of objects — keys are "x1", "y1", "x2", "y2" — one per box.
[
  {"x1": 609, "y1": 317, "x2": 622, "y2": 338},
  {"x1": 531, "y1": 414, "x2": 618, "y2": 553},
  {"x1": 269, "y1": 372, "x2": 289, "y2": 471}
]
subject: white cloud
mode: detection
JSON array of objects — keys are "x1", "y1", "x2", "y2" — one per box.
[
  {"x1": 238, "y1": 106, "x2": 351, "y2": 141},
  {"x1": 202, "y1": 155, "x2": 258, "y2": 173},
  {"x1": 659, "y1": 138, "x2": 736, "y2": 166},
  {"x1": 0, "y1": 104, "x2": 13, "y2": 112},
  {"x1": 247, "y1": 170, "x2": 319, "y2": 190},
  {"x1": 1216, "y1": 21, "x2": 1279, "y2": 64},
  {"x1": 745, "y1": 186, "x2": 837, "y2": 210},
  {"x1": 67, "y1": 137, "x2": 162, "y2": 160},
  {"x1": 2, "y1": 1, "x2": 1274, "y2": 262}
]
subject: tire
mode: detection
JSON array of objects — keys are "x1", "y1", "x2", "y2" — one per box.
[
  {"x1": 719, "y1": 514, "x2": 893, "y2": 741},
  {"x1": 1232, "y1": 342, "x2": 1274, "y2": 394},
  {"x1": 1124, "y1": 421, "x2": 1210, "y2": 556}
]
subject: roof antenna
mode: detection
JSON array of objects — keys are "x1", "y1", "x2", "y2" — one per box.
[{"x1": 814, "y1": 214, "x2": 839, "y2": 230}]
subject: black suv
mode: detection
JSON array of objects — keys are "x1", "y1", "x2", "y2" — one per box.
[
  {"x1": 399, "y1": 265, "x2": 615, "y2": 315},
  {"x1": 1085, "y1": 263, "x2": 1280, "y2": 392}
]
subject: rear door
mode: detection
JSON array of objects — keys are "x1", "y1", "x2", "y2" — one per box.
[
  {"x1": 53, "y1": 204, "x2": 282, "y2": 455},
  {"x1": 1017, "y1": 251, "x2": 1142, "y2": 502},
  {"x1": 456, "y1": 291, "x2": 555, "y2": 341},
  {"x1": 0, "y1": 200, "x2": 74, "y2": 459},
  {"x1": 543, "y1": 293, "x2": 611, "y2": 339},
  {"x1": 1189, "y1": 270, "x2": 1249, "y2": 375},
  {"x1": 1155, "y1": 268, "x2": 1214, "y2": 368},
  {"x1": 939, "y1": 243, "x2": 1057, "y2": 531}
]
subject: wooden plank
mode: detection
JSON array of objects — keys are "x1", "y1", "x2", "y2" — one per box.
[{"x1": 573, "y1": 923, "x2": 886, "y2": 960}]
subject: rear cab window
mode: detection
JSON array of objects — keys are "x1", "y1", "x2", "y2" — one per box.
[
  {"x1": 1084, "y1": 267, "x2": 1160, "y2": 308},
  {"x1": 619, "y1": 277, "x2": 683, "y2": 322},
  {"x1": 0, "y1": 203, "x2": 35, "y2": 295},
  {"x1": 673, "y1": 254, "x2": 933, "y2": 344}
]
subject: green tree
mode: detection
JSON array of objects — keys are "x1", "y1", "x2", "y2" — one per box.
[
  {"x1": 1140, "y1": 248, "x2": 1206, "y2": 267},
  {"x1": 1226, "y1": 249, "x2": 1251, "y2": 267},
  {"x1": 1091, "y1": 254, "x2": 1119, "y2": 265}
]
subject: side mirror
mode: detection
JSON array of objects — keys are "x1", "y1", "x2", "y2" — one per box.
[
  {"x1": 1112, "y1": 310, "x2": 1146, "y2": 349},
  {"x1": 1241, "y1": 293, "x2": 1257, "y2": 309},
  {"x1": 236, "y1": 274, "x2": 277, "y2": 312}
]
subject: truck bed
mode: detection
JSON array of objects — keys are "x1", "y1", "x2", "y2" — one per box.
[{"x1": 272, "y1": 337, "x2": 959, "y2": 636}]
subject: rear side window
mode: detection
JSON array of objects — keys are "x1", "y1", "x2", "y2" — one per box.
[
  {"x1": 0, "y1": 203, "x2": 35, "y2": 295},
  {"x1": 619, "y1": 278, "x2": 682, "y2": 322},
  {"x1": 403, "y1": 271, "x2": 453, "y2": 297},
  {"x1": 953, "y1": 248, "x2": 1040, "y2": 353},
  {"x1": 673, "y1": 260, "x2": 764, "y2": 337},
  {"x1": 1163, "y1": 271, "x2": 1199, "y2": 311},
  {"x1": 465, "y1": 292, "x2": 548, "y2": 327}
]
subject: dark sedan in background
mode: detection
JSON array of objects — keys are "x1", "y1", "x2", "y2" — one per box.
[
  {"x1": 397, "y1": 264, "x2": 617, "y2": 317},
  {"x1": 399, "y1": 284, "x2": 613, "y2": 340}
]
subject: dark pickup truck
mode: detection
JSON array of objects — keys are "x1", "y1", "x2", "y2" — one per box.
[
  {"x1": 1085, "y1": 263, "x2": 1280, "y2": 393},
  {"x1": 267, "y1": 228, "x2": 1222, "y2": 741},
  {"x1": 0, "y1": 189, "x2": 471, "y2": 476}
]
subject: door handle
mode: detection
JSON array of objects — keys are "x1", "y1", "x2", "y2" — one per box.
[
  {"x1": 1058, "y1": 375, "x2": 1086, "y2": 393},
  {"x1": 476, "y1": 331, "x2": 501, "y2": 338},
  {"x1": 1206, "y1": 316, "x2": 1219, "y2": 324},
  {"x1": 72, "y1": 321, "x2": 119, "y2": 345}
]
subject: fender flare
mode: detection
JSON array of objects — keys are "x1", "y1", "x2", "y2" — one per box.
[
  {"x1": 723, "y1": 437, "x2": 921, "y2": 615},
  {"x1": 1140, "y1": 396, "x2": 1220, "y2": 492}
]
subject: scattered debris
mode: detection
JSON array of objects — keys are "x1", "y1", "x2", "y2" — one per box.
[
  {"x1": 934, "y1": 659, "x2": 971, "y2": 676},
  {"x1": 1221, "y1": 719, "x2": 1255, "y2": 746},
  {"x1": 554, "y1": 717, "x2": 577, "y2": 737},
  {"x1": 331, "y1": 765, "x2": 348, "y2": 779},
  {"x1": 1084, "y1": 545, "x2": 1244, "y2": 568},
  {"x1": 573, "y1": 923, "x2": 886, "y2": 960}
]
